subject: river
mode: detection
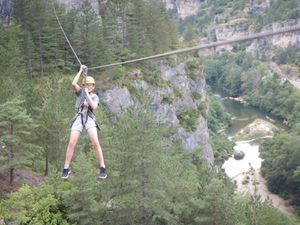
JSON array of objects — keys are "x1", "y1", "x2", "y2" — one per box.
[
  {"x1": 212, "y1": 93, "x2": 279, "y2": 177},
  {"x1": 222, "y1": 140, "x2": 261, "y2": 178},
  {"x1": 212, "y1": 92, "x2": 293, "y2": 213},
  {"x1": 219, "y1": 97, "x2": 279, "y2": 177}
]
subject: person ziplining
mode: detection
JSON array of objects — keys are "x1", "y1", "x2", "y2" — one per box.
[{"x1": 62, "y1": 65, "x2": 107, "y2": 179}]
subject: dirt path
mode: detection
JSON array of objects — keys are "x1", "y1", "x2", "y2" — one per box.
[{"x1": 233, "y1": 169, "x2": 294, "y2": 214}]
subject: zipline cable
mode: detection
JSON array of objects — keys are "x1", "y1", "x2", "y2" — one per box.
[
  {"x1": 88, "y1": 24, "x2": 300, "y2": 70},
  {"x1": 51, "y1": 0, "x2": 82, "y2": 66},
  {"x1": 51, "y1": 1, "x2": 300, "y2": 71}
]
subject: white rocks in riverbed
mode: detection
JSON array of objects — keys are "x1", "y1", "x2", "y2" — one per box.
[{"x1": 235, "y1": 118, "x2": 277, "y2": 141}]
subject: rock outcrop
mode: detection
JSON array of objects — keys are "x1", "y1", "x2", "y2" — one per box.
[
  {"x1": 246, "y1": 19, "x2": 300, "y2": 59},
  {"x1": 163, "y1": 0, "x2": 207, "y2": 19},
  {"x1": 233, "y1": 150, "x2": 245, "y2": 160},
  {"x1": 57, "y1": 0, "x2": 99, "y2": 12},
  {"x1": 98, "y1": 86, "x2": 133, "y2": 114},
  {"x1": 209, "y1": 17, "x2": 300, "y2": 59},
  {"x1": 98, "y1": 60, "x2": 214, "y2": 164},
  {"x1": 247, "y1": 0, "x2": 271, "y2": 14},
  {"x1": 0, "y1": 0, "x2": 11, "y2": 24},
  {"x1": 235, "y1": 119, "x2": 278, "y2": 141}
]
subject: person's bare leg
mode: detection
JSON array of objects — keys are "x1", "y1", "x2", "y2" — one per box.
[
  {"x1": 87, "y1": 127, "x2": 105, "y2": 167},
  {"x1": 64, "y1": 130, "x2": 81, "y2": 167}
]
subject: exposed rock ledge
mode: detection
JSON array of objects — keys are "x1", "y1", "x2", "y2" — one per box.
[
  {"x1": 234, "y1": 118, "x2": 277, "y2": 141},
  {"x1": 223, "y1": 96, "x2": 245, "y2": 103}
]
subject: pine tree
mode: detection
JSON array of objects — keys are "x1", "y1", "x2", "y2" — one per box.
[
  {"x1": 12, "y1": 0, "x2": 65, "y2": 76},
  {"x1": 36, "y1": 77, "x2": 73, "y2": 174},
  {"x1": 184, "y1": 25, "x2": 196, "y2": 42},
  {"x1": 0, "y1": 183, "x2": 70, "y2": 224},
  {"x1": 100, "y1": 2, "x2": 126, "y2": 63},
  {"x1": 62, "y1": 152, "x2": 107, "y2": 225},
  {"x1": 70, "y1": 0, "x2": 107, "y2": 67},
  {"x1": 99, "y1": 96, "x2": 185, "y2": 224},
  {"x1": 144, "y1": 0, "x2": 178, "y2": 53},
  {"x1": 0, "y1": 24, "x2": 26, "y2": 102},
  {"x1": 0, "y1": 98, "x2": 39, "y2": 183},
  {"x1": 130, "y1": 0, "x2": 153, "y2": 56}
]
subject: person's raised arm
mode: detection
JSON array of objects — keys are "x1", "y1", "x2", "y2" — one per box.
[
  {"x1": 85, "y1": 89, "x2": 98, "y2": 110},
  {"x1": 72, "y1": 65, "x2": 87, "y2": 93}
]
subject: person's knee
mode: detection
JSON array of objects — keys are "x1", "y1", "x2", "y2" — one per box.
[
  {"x1": 91, "y1": 140, "x2": 100, "y2": 150},
  {"x1": 68, "y1": 140, "x2": 77, "y2": 149}
]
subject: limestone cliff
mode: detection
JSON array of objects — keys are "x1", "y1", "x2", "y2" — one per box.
[
  {"x1": 162, "y1": 0, "x2": 207, "y2": 19},
  {"x1": 210, "y1": 18, "x2": 300, "y2": 59},
  {"x1": 98, "y1": 60, "x2": 214, "y2": 164},
  {"x1": 160, "y1": 0, "x2": 299, "y2": 59},
  {"x1": 57, "y1": 0, "x2": 99, "y2": 11},
  {"x1": 246, "y1": 19, "x2": 300, "y2": 59},
  {"x1": 0, "y1": 0, "x2": 11, "y2": 24}
]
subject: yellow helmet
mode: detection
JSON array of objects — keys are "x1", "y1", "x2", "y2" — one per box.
[
  {"x1": 81, "y1": 76, "x2": 95, "y2": 91},
  {"x1": 82, "y1": 76, "x2": 95, "y2": 85}
]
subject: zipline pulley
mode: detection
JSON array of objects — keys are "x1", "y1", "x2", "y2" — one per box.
[{"x1": 82, "y1": 65, "x2": 88, "y2": 77}]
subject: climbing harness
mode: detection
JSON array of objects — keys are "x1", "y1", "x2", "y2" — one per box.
[
  {"x1": 70, "y1": 87, "x2": 101, "y2": 131},
  {"x1": 70, "y1": 104, "x2": 100, "y2": 131},
  {"x1": 51, "y1": 1, "x2": 300, "y2": 70},
  {"x1": 70, "y1": 68, "x2": 100, "y2": 130}
]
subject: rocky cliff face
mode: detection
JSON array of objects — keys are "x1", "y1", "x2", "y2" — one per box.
[
  {"x1": 246, "y1": 19, "x2": 300, "y2": 59},
  {"x1": 162, "y1": 0, "x2": 271, "y2": 19},
  {"x1": 57, "y1": 0, "x2": 99, "y2": 11},
  {"x1": 247, "y1": 0, "x2": 271, "y2": 14},
  {"x1": 162, "y1": 0, "x2": 207, "y2": 18},
  {"x1": 210, "y1": 17, "x2": 300, "y2": 59},
  {"x1": 160, "y1": 0, "x2": 299, "y2": 59},
  {"x1": 0, "y1": 0, "x2": 11, "y2": 24},
  {"x1": 57, "y1": 0, "x2": 206, "y2": 19},
  {"x1": 98, "y1": 60, "x2": 214, "y2": 164}
]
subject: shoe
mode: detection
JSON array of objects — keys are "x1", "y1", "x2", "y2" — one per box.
[
  {"x1": 62, "y1": 168, "x2": 71, "y2": 179},
  {"x1": 99, "y1": 167, "x2": 107, "y2": 179}
]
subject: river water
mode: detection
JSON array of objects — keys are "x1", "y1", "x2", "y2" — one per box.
[
  {"x1": 222, "y1": 140, "x2": 261, "y2": 178},
  {"x1": 212, "y1": 90, "x2": 293, "y2": 213},
  {"x1": 212, "y1": 93, "x2": 280, "y2": 178}
]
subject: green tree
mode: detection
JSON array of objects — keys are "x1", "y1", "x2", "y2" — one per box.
[
  {"x1": 240, "y1": 63, "x2": 265, "y2": 95},
  {"x1": 177, "y1": 149, "x2": 237, "y2": 225},
  {"x1": 0, "y1": 98, "x2": 39, "y2": 183},
  {"x1": 62, "y1": 152, "x2": 108, "y2": 225},
  {"x1": 204, "y1": 57, "x2": 226, "y2": 85},
  {"x1": 36, "y1": 76, "x2": 73, "y2": 174},
  {"x1": 102, "y1": 97, "x2": 179, "y2": 224},
  {"x1": 0, "y1": 24, "x2": 26, "y2": 102},
  {"x1": 71, "y1": 0, "x2": 106, "y2": 66},
  {"x1": 235, "y1": 194, "x2": 300, "y2": 225},
  {"x1": 13, "y1": 0, "x2": 65, "y2": 76},
  {"x1": 223, "y1": 64, "x2": 243, "y2": 96},
  {"x1": 143, "y1": 0, "x2": 178, "y2": 53},
  {"x1": 91, "y1": 95, "x2": 206, "y2": 224},
  {"x1": 184, "y1": 24, "x2": 196, "y2": 42},
  {"x1": 0, "y1": 182, "x2": 70, "y2": 224},
  {"x1": 261, "y1": 131, "x2": 300, "y2": 197}
]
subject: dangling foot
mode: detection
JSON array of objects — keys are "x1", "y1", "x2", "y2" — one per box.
[
  {"x1": 98, "y1": 167, "x2": 107, "y2": 179},
  {"x1": 62, "y1": 168, "x2": 71, "y2": 179}
]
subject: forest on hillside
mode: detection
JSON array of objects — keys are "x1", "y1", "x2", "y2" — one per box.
[{"x1": 0, "y1": 0, "x2": 300, "y2": 224}]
